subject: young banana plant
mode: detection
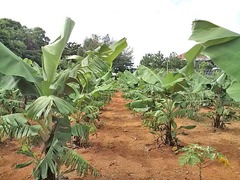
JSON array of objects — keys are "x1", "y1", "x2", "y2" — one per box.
[
  {"x1": 0, "y1": 17, "x2": 127, "y2": 179},
  {"x1": 124, "y1": 65, "x2": 196, "y2": 146}
]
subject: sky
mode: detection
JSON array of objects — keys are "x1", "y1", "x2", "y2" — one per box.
[{"x1": 1, "y1": 0, "x2": 240, "y2": 66}]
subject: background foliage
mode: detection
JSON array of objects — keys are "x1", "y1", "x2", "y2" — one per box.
[{"x1": 0, "y1": 18, "x2": 50, "y2": 65}]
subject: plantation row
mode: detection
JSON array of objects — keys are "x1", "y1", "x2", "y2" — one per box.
[
  {"x1": 1, "y1": 18, "x2": 240, "y2": 180},
  {"x1": 0, "y1": 18, "x2": 127, "y2": 180}
]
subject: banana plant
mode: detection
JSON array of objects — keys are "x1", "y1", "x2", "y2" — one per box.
[
  {"x1": 153, "y1": 99, "x2": 196, "y2": 146},
  {"x1": 204, "y1": 73, "x2": 237, "y2": 128},
  {"x1": 179, "y1": 20, "x2": 240, "y2": 129},
  {"x1": 65, "y1": 40, "x2": 126, "y2": 147},
  {"x1": 0, "y1": 17, "x2": 127, "y2": 180},
  {"x1": 0, "y1": 89, "x2": 23, "y2": 115},
  {"x1": 181, "y1": 20, "x2": 240, "y2": 102},
  {"x1": 0, "y1": 18, "x2": 92, "y2": 180},
  {"x1": 123, "y1": 66, "x2": 196, "y2": 146}
]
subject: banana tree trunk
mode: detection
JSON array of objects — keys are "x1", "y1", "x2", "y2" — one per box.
[
  {"x1": 44, "y1": 114, "x2": 56, "y2": 180},
  {"x1": 45, "y1": 169, "x2": 56, "y2": 180},
  {"x1": 44, "y1": 144, "x2": 56, "y2": 180},
  {"x1": 214, "y1": 93, "x2": 224, "y2": 129},
  {"x1": 165, "y1": 122, "x2": 174, "y2": 146},
  {"x1": 213, "y1": 113, "x2": 221, "y2": 128}
]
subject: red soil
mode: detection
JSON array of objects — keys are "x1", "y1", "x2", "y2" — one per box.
[{"x1": 1, "y1": 92, "x2": 240, "y2": 180}]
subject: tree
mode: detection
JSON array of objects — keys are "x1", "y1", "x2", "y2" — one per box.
[
  {"x1": 140, "y1": 51, "x2": 186, "y2": 70},
  {"x1": 23, "y1": 27, "x2": 50, "y2": 64},
  {"x1": 113, "y1": 47, "x2": 134, "y2": 72},
  {"x1": 164, "y1": 52, "x2": 186, "y2": 71},
  {"x1": 62, "y1": 42, "x2": 84, "y2": 57},
  {"x1": 0, "y1": 18, "x2": 27, "y2": 57},
  {"x1": 140, "y1": 51, "x2": 166, "y2": 69},
  {"x1": 0, "y1": 18, "x2": 50, "y2": 65},
  {"x1": 83, "y1": 34, "x2": 102, "y2": 51},
  {"x1": 60, "y1": 42, "x2": 84, "y2": 70}
]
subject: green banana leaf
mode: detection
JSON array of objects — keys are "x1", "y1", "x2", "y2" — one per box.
[
  {"x1": 16, "y1": 161, "x2": 34, "y2": 169},
  {"x1": 136, "y1": 65, "x2": 163, "y2": 84},
  {"x1": 102, "y1": 38, "x2": 128, "y2": 65},
  {"x1": 42, "y1": 17, "x2": 75, "y2": 83},
  {"x1": 184, "y1": 20, "x2": 240, "y2": 101},
  {"x1": 179, "y1": 44, "x2": 203, "y2": 75},
  {"x1": 123, "y1": 70, "x2": 139, "y2": 85},
  {"x1": 188, "y1": 71, "x2": 210, "y2": 93},
  {"x1": 71, "y1": 123, "x2": 89, "y2": 140},
  {"x1": 0, "y1": 75, "x2": 19, "y2": 90},
  {"x1": 90, "y1": 84, "x2": 112, "y2": 96},
  {"x1": 126, "y1": 98, "x2": 154, "y2": 110},
  {"x1": 49, "y1": 68, "x2": 79, "y2": 96},
  {"x1": 0, "y1": 18, "x2": 75, "y2": 97},
  {"x1": 162, "y1": 72, "x2": 185, "y2": 91},
  {"x1": 226, "y1": 81, "x2": 240, "y2": 102},
  {"x1": 178, "y1": 125, "x2": 196, "y2": 130},
  {"x1": 187, "y1": 20, "x2": 240, "y2": 82},
  {"x1": 62, "y1": 147, "x2": 98, "y2": 176},
  {"x1": 80, "y1": 38, "x2": 127, "y2": 76},
  {"x1": 0, "y1": 42, "x2": 42, "y2": 85},
  {"x1": 27, "y1": 95, "x2": 75, "y2": 120},
  {"x1": 52, "y1": 117, "x2": 71, "y2": 146},
  {"x1": 136, "y1": 65, "x2": 186, "y2": 93},
  {"x1": 0, "y1": 113, "x2": 40, "y2": 139},
  {"x1": 33, "y1": 140, "x2": 59, "y2": 179},
  {"x1": 99, "y1": 70, "x2": 113, "y2": 82},
  {"x1": 216, "y1": 73, "x2": 226, "y2": 85}
]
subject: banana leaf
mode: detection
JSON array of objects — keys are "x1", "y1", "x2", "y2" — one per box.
[
  {"x1": 136, "y1": 65, "x2": 163, "y2": 84},
  {"x1": 187, "y1": 20, "x2": 240, "y2": 82},
  {"x1": 226, "y1": 81, "x2": 240, "y2": 102},
  {"x1": 101, "y1": 38, "x2": 128, "y2": 65},
  {"x1": 42, "y1": 18, "x2": 75, "y2": 83},
  {"x1": 27, "y1": 95, "x2": 75, "y2": 120},
  {"x1": 0, "y1": 42, "x2": 42, "y2": 83},
  {"x1": 126, "y1": 98, "x2": 154, "y2": 109},
  {"x1": 184, "y1": 20, "x2": 240, "y2": 101}
]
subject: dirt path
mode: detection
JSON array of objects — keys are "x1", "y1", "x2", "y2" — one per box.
[
  {"x1": 70, "y1": 92, "x2": 240, "y2": 180},
  {"x1": 0, "y1": 92, "x2": 240, "y2": 179},
  {"x1": 73, "y1": 92, "x2": 165, "y2": 179}
]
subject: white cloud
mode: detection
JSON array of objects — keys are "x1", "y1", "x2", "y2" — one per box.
[{"x1": 1, "y1": 0, "x2": 240, "y2": 65}]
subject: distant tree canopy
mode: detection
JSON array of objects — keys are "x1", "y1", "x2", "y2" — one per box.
[
  {"x1": 140, "y1": 51, "x2": 165, "y2": 69},
  {"x1": 140, "y1": 51, "x2": 186, "y2": 71},
  {"x1": 61, "y1": 34, "x2": 134, "y2": 72},
  {"x1": 0, "y1": 18, "x2": 50, "y2": 65},
  {"x1": 0, "y1": 18, "x2": 133, "y2": 72},
  {"x1": 83, "y1": 34, "x2": 102, "y2": 51},
  {"x1": 62, "y1": 42, "x2": 84, "y2": 57},
  {"x1": 112, "y1": 47, "x2": 134, "y2": 72}
]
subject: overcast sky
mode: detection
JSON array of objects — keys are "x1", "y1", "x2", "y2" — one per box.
[{"x1": 1, "y1": 0, "x2": 240, "y2": 66}]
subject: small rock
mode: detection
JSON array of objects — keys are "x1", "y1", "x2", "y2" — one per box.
[
  {"x1": 172, "y1": 146, "x2": 178, "y2": 152},
  {"x1": 144, "y1": 145, "x2": 152, "y2": 152},
  {"x1": 132, "y1": 136, "x2": 137, "y2": 140}
]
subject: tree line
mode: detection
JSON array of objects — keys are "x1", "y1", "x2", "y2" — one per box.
[
  {"x1": 0, "y1": 18, "x2": 187, "y2": 72},
  {"x1": 140, "y1": 51, "x2": 186, "y2": 71}
]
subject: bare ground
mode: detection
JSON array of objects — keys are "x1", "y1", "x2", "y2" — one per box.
[{"x1": 1, "y1": 92, "x2": 240, "y2": 180}]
